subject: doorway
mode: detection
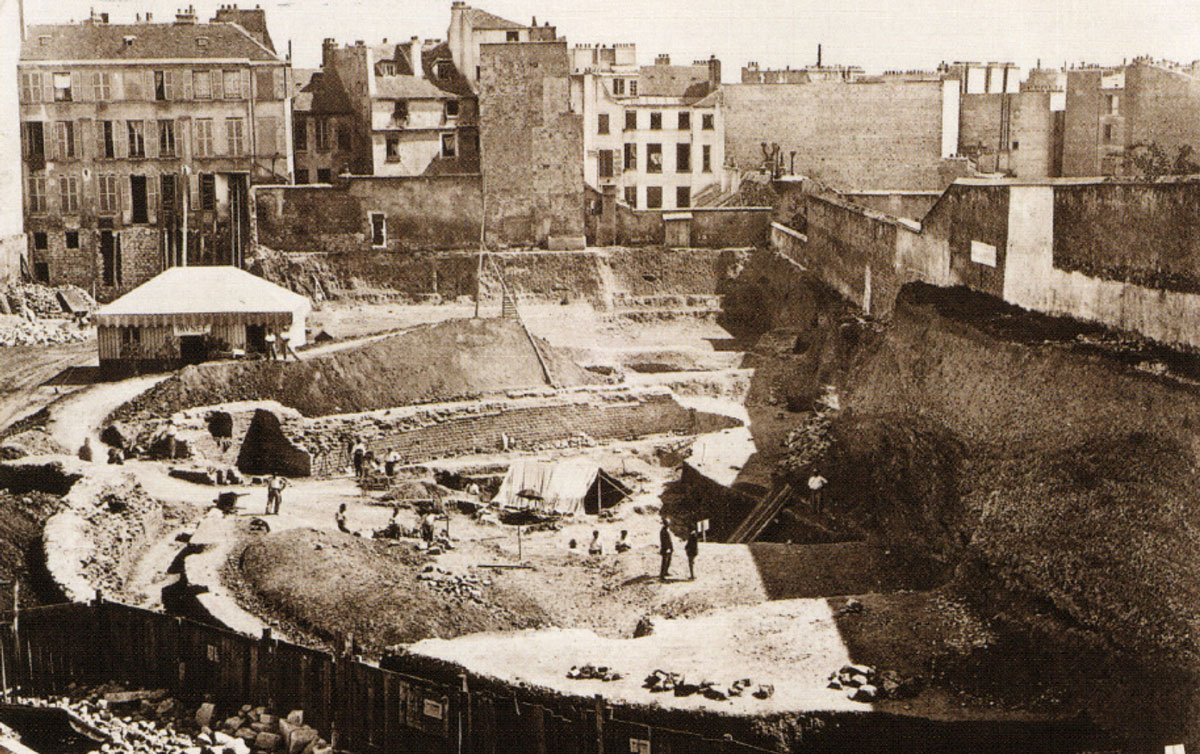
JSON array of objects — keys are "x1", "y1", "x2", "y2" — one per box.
[{"x1": 179, "y1": 335, "x2": 207, "y2": 365}]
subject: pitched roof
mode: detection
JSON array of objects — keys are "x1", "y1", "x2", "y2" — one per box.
[
  {"x1": 294, "y1": 69, "x2": 354, "y2": 113},
  {"x1": 95, "y1": 267, "x2": 310, "y2": 324},
  {"x1": 210, "y1": 7, "x2": 275, "y2": 53},
  {"x1": 465, "y1": 7, "x2": 526, "y2": 30},
  {"x1": 21, "y1": 22, "x2": 281, "y2": 62},
  {"x1": 375, "y1": 75, "x2": 451, "y2": 100},
  {"x1": 638, "y1": 65, "x2": 714, "y2": 100}
]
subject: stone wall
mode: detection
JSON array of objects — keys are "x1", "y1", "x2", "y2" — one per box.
[
  {"x1": 237, "y1": 386, "x2": 740, "y2": 477},
  {"x1": 253, "y1": 174, "x2": 483, "y2": 253},
  {"x1": 479, "y1": 41, "x2": 584, "y2": 246},
  {"x1": 722, "y1": 81, "x2": 952, "y2": 190}
]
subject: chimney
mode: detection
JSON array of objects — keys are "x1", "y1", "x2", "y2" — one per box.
[
  {"x1": 655, "y1": 53, "x2": 670, "y2": 66},
  {"x1": 410, "y1": 36, "x2": 422, "y2": 79},
  {"x1": 175, "y1": 5, "x2": 197, "y2": 23},
  {"x1": 146, "y1": 11, "x2": 152, "y2": 22},
  {"x1": 817, "y1": 43, "x2": 822, "y2": 67},
  {"x1": 100, "y1": 11, "x2": 109, "y2": 23}
]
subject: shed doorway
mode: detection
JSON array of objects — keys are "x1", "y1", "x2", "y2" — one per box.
[{"x1": 179, "y1": 335, "x2": 207, "y2": 365}]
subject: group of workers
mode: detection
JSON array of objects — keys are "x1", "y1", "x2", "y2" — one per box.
[
  {"x1": 263, "y1": 328, "x2": 301, "y2": 362},
  {"x1": 349, "y1": 441, "x2": 404, "y2": 479},
  {"x1": 583, "y1": 519, "x2": 701, "y2": 580}
]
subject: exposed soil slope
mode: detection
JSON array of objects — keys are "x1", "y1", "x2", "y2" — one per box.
[
  {"x1": 0, "y1": 490, "x2": 63, "y2": 614},
  {"x1": 114, "y1": 317, "x2": 603, "y2": 420}
]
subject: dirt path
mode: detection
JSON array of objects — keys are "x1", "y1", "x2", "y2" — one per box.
[
  {"x1": 44, "y1": 374, "x2": 169, "y2": 453},
  {"x1": 0, "y1": 339, "x2": 96, "y2": 431}
]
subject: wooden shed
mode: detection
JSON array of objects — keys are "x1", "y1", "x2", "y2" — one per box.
[{"x1": 93, "y1": 266, "x2": 310, "y2": 376}]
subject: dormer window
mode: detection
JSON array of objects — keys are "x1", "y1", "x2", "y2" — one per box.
[
  {"x1": 123, "y1": 35, "x2": 136, "y2": 47},
  {"x1": 196, "y1": 36, "x2": 209, "y2": 48},
  {"x1": 445, "y1": 99, "x2": 459, "y2": 119},
  {"x1": 380, "y1": 63, "x2": 395, "y2": 76},
  {"x1": 38, "y1": 36, "x2": 50, "y2": 46},
  {"x1": 435, "y1": 60, "x2": 454, "y2": 79}
]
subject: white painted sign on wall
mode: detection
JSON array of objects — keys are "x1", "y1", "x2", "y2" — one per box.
[{"x1": 970, "y1": 240, "x2": 997, "y2": 267}]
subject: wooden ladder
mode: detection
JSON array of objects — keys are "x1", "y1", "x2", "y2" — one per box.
[{"x1": 728, "y1": 483, "x2": 794, "y2": 544}]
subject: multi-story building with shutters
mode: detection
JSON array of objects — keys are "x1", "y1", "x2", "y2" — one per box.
[{"x1": 18, "y1": 5, "x2": 292, "y2": 299}]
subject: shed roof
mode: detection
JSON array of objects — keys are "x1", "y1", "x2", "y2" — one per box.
[
  {"x1": 94, "y1": 266, "x2": 310, "y2": 327},
  {"x1": 494, "y1": 459, "x2": 630, "y2": 515},
  {"x1": 466, "y1": 7, "x2": 526, "y2": 30}
]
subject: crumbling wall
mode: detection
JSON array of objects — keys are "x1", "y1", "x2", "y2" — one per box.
[
  {"x1": 236, "y1": 408, "x2": 312, "y2": 476},
  {"x1": 263, "y1": 387, "x2": 740, "y2": 476}
]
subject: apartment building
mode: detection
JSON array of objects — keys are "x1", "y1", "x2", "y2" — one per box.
[
  {"x1": 19, "y1": 6, "x2": 292, "y2": 299},
  {"x1": 572, "y1": 48, "x2": 724, "y2": 210},
  {"x1": 1, "y1": 0, "x2": 25, "y2": 284},
  {"x1": 448, "y1": 1, "x2": 557, "y2": 88}
]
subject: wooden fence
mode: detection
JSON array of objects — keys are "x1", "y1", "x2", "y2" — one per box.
[{"x1": 1, "y1": 600, "x2": 776, "y2": 754}]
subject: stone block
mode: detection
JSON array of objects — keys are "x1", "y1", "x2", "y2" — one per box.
[
  {"x1": 254, "y1": 731, "x2": 282, "y2": 751},
  {"x1": 195, "y1": 702, "x2": 216, "y2": 729}
]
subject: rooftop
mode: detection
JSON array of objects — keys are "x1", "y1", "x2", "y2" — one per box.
[
  {"x1": 95, "y1": 267, "x2": 310, "y2": 324},
  {"x1": 21, "y1": 21, "x2": 281, "y2": 62}
]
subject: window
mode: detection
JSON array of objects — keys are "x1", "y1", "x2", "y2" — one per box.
[
  {"x1": 23, "y1": 122, "x2": 45, "y2": 163},
  {"x1": 380, "y1": 63, "x2": 395, "y2": 76},
  {"x1": 199, "y1": 173, "x2": 216, "y2": 211},
  {"x1": 226, "y1": 118, "x2": 245, "y2": 156},
  {"x1": 33, "y1": 261, "x2": 49, "y2": 282},
  {"x1": 294, "y1": 169, "x2": 308, "y2": 184},
  {"x1": 624, "y1": 186, "x2": 636, "y2": 208},
  {"x1": 647, "y1": 143, "x2": 662, "y2": 173},
  {"x1": 598, "y1": 149, "x2": 614, "y2": 178},
  {"x1": 33, "y1": 232, "x2": 47, "y2": 250},
  {"x1": 127, "y1": 120, "x2": 146, "y2": 158},
  {"x1": 223, "y1": 70, "x2": 240, "y2": 99},
  {"x1": 56, "y1": 121, "x2": 76, "y2": 160},
  {"x1": 676, "y1": 143, "x2": 691, "y2": 172},
  {"x1": 98, "y1": 121, "x2": 115, "y2": 159},
  {"x1": 158, "y1": 120, "x2": 176, "y2": 157},
  {"x1": 370, "y1": 212, "x2": 387, "y2": 247},
  {"x1": 649, "y1": 112, "x2": 662, "y2": 130},
  {"x1": 505, "y1": 31, "x2": 519, "y2": 42},
  {"x1": 625, "y1": 110, "x2": 636, "y2": 131},
  {"x1": 92, "y1": 71, "x2": 112, "y2": 101},
  {"x1": 613, "y1": 78, "x2": 625, "y2": 96},
  {"x1": 336, "y1": 123, "x2": 352, "y2": 152},
  {"x1": 315, "y1": 119, "x2": 330, "y2": 151},
  {"x1": 293, "y1": 117, "x2": 307, "y2": 151},
  {"x1": 160, "y1": 175, "x2": 175, "y2": 214},
  {"x1": 1103, "y1": 124, "x2": 1114, "y2": 142},
  {"x1": 623, "y1": 142, "x2": 637, "y2": 171},
  {"x1": 441, "y1": 133, "x2": 456, "y2": 158},
  {"x1": 194, "y1": 119, "x2": 214, "y2": 157},
  {"x1": 154, "y1": 70, "x2": 173, "y2": 100},
  {"x1": 702, "y1": 113, "x2": 714, "y2": 130},
  {"x1": 1011, "y1": 140, "x2": 1019, "y2": 151},
  {"x1": 98, "y1": 174, "x2": 119, "y2": 214},
  {"x1": 678, "y1": 111, "x2": 690, "y2": 130},
  {"x1": 59, "y1": 175, "x2": 80, "y2": 213},
  {"x1": 702, "y1": 144, "x2": 711, "y2": 172},
  {"x1": 100, "y1": 232, "x2": 120, "y2": 287},
  {"x1": 66, "y1": 231, "x2": 79, "y2": 249},
  {"x1": 394, "y1": 100, "x2": 409, "y2": 122},
  {"x1": 598, "y1": 113, "x2": 609, "y2": 135},
  {"x1": 53, "y1": 72, "x2": 72, "y2": 101},
  {"x1": 317, "y1": 168, "x2": 332, "y2": 183},
  {"x1": 27, "y1": 178, "x2": 46, "y2": 213},
  {"x1": 193, "y1": 70, "x2": 211, "y2": 100},
  {"x1": 435, "y1": 60, "x2": 454, "y2": 79},
  {"x1": 130, "y1": 175, "x2": 148, "y2": 224},
  {"x1": 386, "y1": 136, "x2": 400, "y2": 162},
  {"x1": 124, "y1": 71, "x2": 143, "y2": 100},
  {"x1": 445, "y1": 99, "x2": 459, "y2": 118},
  {"x1": 646, "y1": 186, "x2": 662, "y2": 209},
  {"x1": 19, "y1": 71, "x2": 42, "y2": 103},
  {"x1": 1108, "y1": 94, "x2": 1119, "y2": 115},
  {"x1": 629, "y1": 80, "x2": 638, "y2": 96},
  {"x1": 676, "y1": 186, "x2": 690, "y2": 208}
]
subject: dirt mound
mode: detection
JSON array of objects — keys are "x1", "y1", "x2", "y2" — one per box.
[
  {"x1": 0, "y1": 490, "x2": 63, "y2": 614},
  {"x1": 114, "y1": 317, "x2": 604, "y2": 420},
  {"x1": 227, "y1": 528, "x2": 548, "y2": 654}
]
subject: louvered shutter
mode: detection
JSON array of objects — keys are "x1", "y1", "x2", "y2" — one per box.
[
  {"x1": 146, "y1": 117, "x2": 159, "y2": 158},
  {"x1": 181, "y1": 69, "x2": 193, "y2": 100},
  {"x1": 71, "y1": 71, "x2": 83, "y2": 101},
  {"x1": 241, "y1": 69, "x2": 251, "y2": 99},
  {"x1": 119, "y1": 174, "x2": 130, "y2": 225}
]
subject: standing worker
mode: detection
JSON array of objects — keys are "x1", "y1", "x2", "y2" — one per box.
[
  {"x1": 658, "y1": 518, "x2": 674, "y2": 581},
  {"x1": 264, "y1": 329, "x2": 277, "y2": 361},
  {"x1": 163, "y1": 419, "x2": 178, "y2": 459},
  {"x1": 808, "y1": 474, "x2": 828, "y2": 514},
  {"x1": 351, "y1": 440, "x2": 366, "y2": 478},
  {"x1": 385, "y1": 449, "x2": 400, "y2": 477},
  {"x1": 280, "y1": 331, "x2": 301, "y2": 362},
  {"x1": 266, "y1": 474, "x2": 287, "y2": 515},
  {"x1": 336, "y1": 503, "x2": 351, "y2": 534},
  {"x1": 685, "y1": 527, "x2": 699, "y2": 580}
]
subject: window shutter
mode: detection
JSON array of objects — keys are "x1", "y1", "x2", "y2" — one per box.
[
  {"x1": 119, "y1": 173, "x2": 130, "y2": 224},
  {"x1": 274, "y1": 67, "x2": 285, "y2": 100},
  {"x1": 115, "y1": 121, "x2": 127, "y2": 158},
  {"x1": 189, "y1": 173, "x2": 199, "y2": 211},
  {"x1": 241, "y1": 69, "x2": 251, "y2": 99},
  {"x1": 76, "y1": 120, "x2": 87, "y2": 159},
  {"x1": 146, "y1": 118, "x2": 159, "y2": 158},
  {"x1": 42, "y1": 73, "x2": 53, "y2": 103},
  {"x1": 147, "y1": 173, "x2": 158, "y2": 224},
  {"x1": 257, "y1": 117, "x2": 277, "y2": 156},
  {"x1": 71, "y1": 71, "x2": 84, "y2": 101},
  {"x1": 95, "y1": 121, "x2": 105, "y2": 158},
  {"x1": 181, "y1": 69, "x2": 192, "y2": 100}
]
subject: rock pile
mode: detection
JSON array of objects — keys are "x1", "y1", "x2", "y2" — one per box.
[
  {"x1": 0, "y1": 317, "x2": 90, "y2": 347},
  {"x1": 826, "y1": 664, "x2": 923, "y2": 702},
  {"x1": 8, "y1": 684, "x2": 332, "y2": 754},
  {"x1": 417, "y1": 564, "x2": 490, "y2": 604},
  {"x1": 642, "y1": 670, "x2": 773, "y2": 701},
  {"x1": 74, "y1": 482, "x2": 162, "y2": 596},
  {"x1": 566, "y1": 664, "x2": 623, "y2": 682},
  {"x1": 3, "y1": 282, "x2": 95, "y2": 318}
]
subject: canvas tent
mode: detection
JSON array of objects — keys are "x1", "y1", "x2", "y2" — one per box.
[
  {"x1": 93, "y1": 266, "x2": 310, "y2": 375},
  {"x1": 493, "y1": 459, "x2": 631, "y2": 516}
]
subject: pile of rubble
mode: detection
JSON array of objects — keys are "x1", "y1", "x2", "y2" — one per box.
[
  {"x1": 416, "y1": 563, "x2": 489, "y2": 604},
  {"x1": 3, "y1": 281, "x2": 95, "y2": 318},
  {"x1": 0, "y1": 317, "x2": 90, "y2": 347},
  {"x1": 566, "y1": 664, "x2": 623, "y2": 682},
  {"x1": 74, "y1": 482, "x2": 162, "y2": 596},
  {"x1": 7, "y1": 684, "x2": 332, "y2": 754},
  {"x1": 826, "y1": 663, "x2": 924, "y2": 702},
  {"x1": 642, "y1": 670, "x2": 774, "y2": 701}
]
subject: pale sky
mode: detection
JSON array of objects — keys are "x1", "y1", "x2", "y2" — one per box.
[{"x1": 19, "y1": 0, "x2": 1200, "y2": 79}]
